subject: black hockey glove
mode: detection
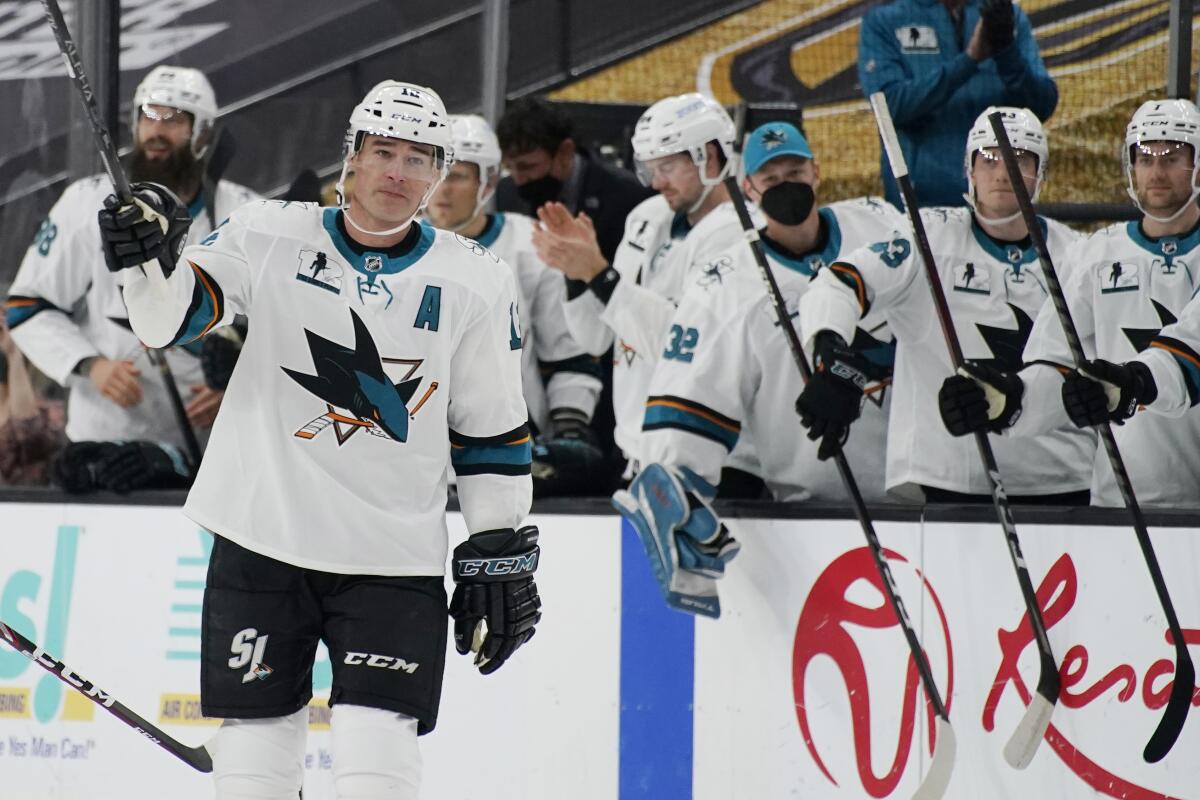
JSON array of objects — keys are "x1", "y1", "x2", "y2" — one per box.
[
  {"x1": 52, "y1": 441, "x2": 121, "y2": 493},
  {"x1": 1061, "y1": 359, "x2": 1157, "y2": 428},
  {"x1": 531, "y1": 411, "x2": 605, "y2": 496},
  {"x1": 938, "y1": 362, "x2": 1024, "y2": 436},
  {"x1": 795, "y1": 331, "x2": 868, "y2": 461},
  {"x1": 200, "y1": 323, "x2": 246, "y2": 390},
  {"x1": 980, "y1": 0, "x2": 1016, "y2": 53},
  {"x1": 97, "y1": 441, "x2": 194, "y2": 493},
  {"x1": 98, "y1": 182, "x2": 192, "y2": 276},
  {"x1": 450, "y1": 526, "x2": 542, "y2": 675}
]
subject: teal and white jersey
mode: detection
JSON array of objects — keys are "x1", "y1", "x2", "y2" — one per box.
[
  {"x1": 1019, "y1": 220, "x2": 1200, "y2": 506},
  {"x1": 801, "y1": 206, "x2": 1092, "y2": 498},
  {"x1": 4, "y1": 174, "x2": 258, "y2": 448},
  {"x1": 1138, "y1": 289, "x2": 1200, "y2": 419},
  {"x1": 469, "y1": 211, "x2": 602, "y2": 432},
  {"x1": 639, "y1": 198, "x2": 901, "y2": 501},
  {"x1": 563, "y1": 193, "x2": 744, "y2": 465},
  {"x1": 121, "y1": 201, "x2": 531, "y2": 575}
]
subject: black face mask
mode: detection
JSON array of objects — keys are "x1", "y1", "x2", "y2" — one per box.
[
  {"x1": 759, "y1": 180, "x2": 816, "y2": 226},
  {"x1": 516, "y1": 174, "x2": 563, "y2": 211}
]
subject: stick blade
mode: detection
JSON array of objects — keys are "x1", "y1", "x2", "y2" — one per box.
[
  {"x1": 1143, "y1": 652, "x2": 1195, "y2": 763},
  {"x1": 912, "y1": 716, "x2": 956, "y2": 800},
  {"x1": 1003, "y1": 689, "x2": 1055, "y2": 768},
  {"x1": 183, "y1": 745, "x2": 213, "y2": 773}
]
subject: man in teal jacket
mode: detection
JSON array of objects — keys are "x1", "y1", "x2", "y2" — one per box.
[{"x1": 859, "y1": 0, "x2": 1057, "y2": 208}]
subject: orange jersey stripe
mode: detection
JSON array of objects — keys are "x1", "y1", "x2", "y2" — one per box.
[{"x1": 645, "y1": 398, "x2": 740, "y2": 433}]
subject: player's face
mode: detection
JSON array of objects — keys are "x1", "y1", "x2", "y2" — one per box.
[
  {"x1": 970, "y1": 147, "x2": 1038, "y2": 218},
  {"x1": 135, "y1": 104, "x2": 193, "y2": 161},
  {"x1": 1132, "y1": 141, "x2": 1196, "y2": 215},
  {"x1": 350, "y1": 135, "x2": 440, "y2": 226},
  {"x1": 639, "y1": 152, "x2": 703, "y2": 212},
  {"x1": 427, "y1": 161, "x2": 482, "y2": 228},
  {"x1": 745, "y1": 155, "x2": 820, "y2": 199}
]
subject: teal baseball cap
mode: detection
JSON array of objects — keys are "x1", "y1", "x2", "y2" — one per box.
[{"x1": 743, "y1": 122, "x2": 814, "y2": 176}]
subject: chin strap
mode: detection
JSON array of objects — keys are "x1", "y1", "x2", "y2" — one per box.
[
  {"x1": 963, "y1": 192, "x2": 1024, "y2": 226},
  {"x1": 335, "y1": 159, "x2": 441, "y2": 237},
  {"x1": 448, "y1": 182, "x2": 495, "y2": 233},
  {"x1": 1128, "y1": 184, "x2": 1200, "y2": 225}
]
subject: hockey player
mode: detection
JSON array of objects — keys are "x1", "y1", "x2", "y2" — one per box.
[
  {"x1": 96, "y1": 82, "x2": 540, "y2": 798},
  {"x1": 3, "y1": 66, "x2": 258, "y2": 454},
  {"x1": 426, "y1": 114, "x2": 605, "y2": 494},
  {"x1": 612, "y1": 122, "x2": 904, "y2": 616},
  {"x1": 940, "y1": 99, "x2": 1200, "y2": 506},
  {"x1": 531, "y1": 93, "x2": 748, "y2": 485},
  {"x1": 799, "y1": 106, "x2": 1093, "y2": 503}
]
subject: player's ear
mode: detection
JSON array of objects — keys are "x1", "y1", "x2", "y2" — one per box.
[{"x1": 811, "y1": 160, "x2": 821, "y2": 193}]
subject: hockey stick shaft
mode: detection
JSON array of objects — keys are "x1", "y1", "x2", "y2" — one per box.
[
  {"x1": 42, "y1": 0, "x2": 204, "y2": 467},
  {"x1": 0, "y1": 619, "x2": 213, "y2": 772},
  {"x1": 870, "y1": 93, "x2": 1059, "y2": 767},
  {"x1": 988, "y1": 113, "x2": 1194, "y2": 762}
]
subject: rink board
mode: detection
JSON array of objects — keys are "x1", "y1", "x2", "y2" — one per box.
[{"x1": 0, "y1": 501, "x2": 1197, "y2": 800}]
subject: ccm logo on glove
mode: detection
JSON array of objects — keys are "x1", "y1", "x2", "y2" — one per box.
[{"x1": 456, "y1": 552, "x2": 539, "y2": 578}]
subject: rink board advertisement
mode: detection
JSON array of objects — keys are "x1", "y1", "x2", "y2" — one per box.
[{"x1": 0, "y1": 502, "x2": 1197, "y2": 800}]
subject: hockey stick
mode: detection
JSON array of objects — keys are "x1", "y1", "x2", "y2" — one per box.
[
  {"x1": 0, "y1": 619, "x2": 213, "y2": 772},
  {"x1": 42, "y1": 0, "x2": 204, "y2": 467},
  {"x1": 988, "y1": 112, "x2": 1195, "y2": 762},
  {"x1": 726, "y1": 107, "x2": 954, "y2": 800},
  {"x1": 869, "y1": 93, "x2": 1059, "y2": 769}
]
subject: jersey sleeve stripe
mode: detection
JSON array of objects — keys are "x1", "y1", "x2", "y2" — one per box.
[
  {"x1": 538, "y1": 353, "x2": 606, "y2": 380},
  {"x1": 1027, "y1": 358, "x2": 1072, "y2": 376},
  {"x1": 450, "y1": 424, "x2": 532, "y2": 476},
  {"x1": 829, "y1": 262, "x2": 870, "y2": 315},
  {"x1": 1150, "y1": 336, "x2": 1200, "y2": 407},
  {"x1": 169, "y1": 262, "x2": 225, "y2": 346},
  {"x1": 642, "y1": 395, "x2": 741, "y2": 452},
  {"x1": 449, "y1": 422, "x2": 531, "y2": 448},
  {"x1": 3, "y1": 296, "x2": 62, "y2": 329}
]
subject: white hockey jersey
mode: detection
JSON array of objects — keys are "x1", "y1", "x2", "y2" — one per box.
[
  {"x1": 1018, "y1": 220, "x2": 1200, "y2": 506},
  {"x1": 640, "y1": 198, "x2": 902, "y2": 501},
  {"x1": 470, "y1": 212, "x2": 602, "y2": 431},
  {"x1": 4, "y1": 175, "x2": 258, "y2": 449},
  {"x1": 801, "y1": 207, "x2": 1094, "y2": 498},
  {"x1": 563, "y1": 194, "x2": 744, "y2": 465},
  {"x1": 121, "y1": 202, "x2": 531, "y2": 575}
]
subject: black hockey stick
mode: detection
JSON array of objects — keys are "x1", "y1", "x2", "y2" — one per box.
[
  {"x1": 869, "y1": 93, "x2": 1059, "y2": 769},
  {"x1": 0, "y1": 620, "x2": 213, "y2": 772},
  {"x1": 42, "y1": 0, "x2": 203, "y2": 467},
  {"x1": 988, "y1": 112, "x2": 1194, "y2": 763},
  {"x1": 727, "y1": 106, "x2": 954, "y2": 800}
]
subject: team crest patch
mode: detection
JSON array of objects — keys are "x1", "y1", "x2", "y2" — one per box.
[
  {"x1": 952, "y1": 262, "x2": 990, "y2": 295},
  {"x1": 697, "y1": 256, "x2": 734, "y2": 288},
  {"x1": 896, "y1": 25, "x2": 938, "y2": 53},
  {"x1": 1100, "y1": 261, "x2": 1139, "y2": 294},
  {"x1": 284, "y1": 308, "x2": 439, "y2": 446},
  {"x1": 296, "y1": 250, "x2": 343, "y2": 294}
]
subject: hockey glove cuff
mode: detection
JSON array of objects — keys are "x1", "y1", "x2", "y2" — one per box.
[
  {"x1": 938, "y1": 362, "x2": 1024, "y2": 436},
  {"x1": 1062, "y1": 359, "x2": 1157, "y2": 427},
  {"x1": 611, "y1": 464, "x2": 740, "y2": 618},
  {"x1": 98, "y1": 182, "x2": 192, "y2": 276},
  {"x1": 531, "y1": 410, "x2": 606, "y2": 496},
  {"x1": 795, "y1": 331, "x2": 867, "y2": 460},
  {"x1": 450, "y1": 526, "x2": 542, "y2": 675}
]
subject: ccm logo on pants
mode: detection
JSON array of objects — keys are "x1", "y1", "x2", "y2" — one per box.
[{"x1": 344, "y1": 652, "x2": 420, "y2": 674}]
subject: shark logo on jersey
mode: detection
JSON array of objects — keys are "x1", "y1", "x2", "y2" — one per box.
[
  {"x1": 1100, "y1": 262, "x2": 1139, "y2": 294},
  {"x1": 296, "y1": 250, "x2": 343, "y2": 295},
  {"x1": 953, "y1": 262, "x2": 990, "y2": 295},
  {"x1": 697, "y1": 256, "x2": 734, "y2": 288},
  {"x1": 974, "y1": 304, "x2": 1034, "y2": 371},
  {"x1": 283, "y1": 308, "x2": 437, "y2": 445},
  {"x1": 618, "y1": 339, "x2": 638, "y2": 366},
  {"x1": 1122, "y1": 299, "x2": 1178, "y2": 353}
]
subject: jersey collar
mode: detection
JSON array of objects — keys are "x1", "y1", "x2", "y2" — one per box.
[
  {"x1": 670, "y1": 211, "x2": 691, "y2": 240},
  {"x1": 969, "y1": 215, "x2": 1046, "y2": 270},
  {"x1": 473, "y1": 213, "x2": 506, "y2": 249},
  {"x1": 186, "y1": 193, "x2": 205, "y2": 220},
  {"x1": 323, "y1": 208, "x2": 436, "y2": 275},
  {"x1": 1127, "y1": 216, "x2": 1200, "y2": 260},
  {"x1": 759, "y1": 207, "x2": 840, "y2": 276}
]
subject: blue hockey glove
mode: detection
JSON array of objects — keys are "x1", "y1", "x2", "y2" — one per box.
[{"x1": 611, "y1": 464, "x2": 741, "y2": 618}]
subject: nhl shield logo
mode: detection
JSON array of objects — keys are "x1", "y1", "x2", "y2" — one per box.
[
  {"x1": 1161, "y1": 239, "x2": 1179, "y2": 256},
  {"x1": 364, "y1": 254, "x2": 384, "y2": 273}
]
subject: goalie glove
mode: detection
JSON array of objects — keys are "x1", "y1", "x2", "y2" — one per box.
[
  {"x1": 611, "y1": 464, "x2": 741, "y2": 619},
  {"x1": 1061, "y1": 358, "x2": 1157, "y2": 427},
  {"x1": 938, "y1": 362, "x2": 1024, "y2": 436},
  {"x1": 449, "y1": 526, "x2": 542, "y2": 675},
  {"x1": 98, "y1": 182, "x2": 192, "y2": 276}
]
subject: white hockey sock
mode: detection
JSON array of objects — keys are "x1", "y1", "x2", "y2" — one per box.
[
  {"x1": 209, "y1": 707, "x2": 308, "y2": 800},
  {"x1": 332, "y1": 704, "x2": 421, "y2": 800}
]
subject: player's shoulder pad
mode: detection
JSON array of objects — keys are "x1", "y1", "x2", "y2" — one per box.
[
  {"x1": 626, "y1": 193, "x2": 672, "y2": 230},
  {"x1": 223, "y1": 198, "x2": 320, "y2": 230},
  {"x1": 214, "y1": 179, "x2": 264, "y2": 209},
  {"x1": 430, "y1": 227, "x2": 518, "y2": 299},
  {"x1": 59, "y1": 174, "x2": 113, "y2": 206}
]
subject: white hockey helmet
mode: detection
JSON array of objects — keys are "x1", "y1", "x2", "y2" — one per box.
[
  {"x1": 632, "y1": 93, "x2": 735, "y2": 189},
  {"x1": 963, "y1": 106, "x2": 1048, "y2": 223},
  {"x1": 444, "y1": 114, "x2": 502, "y2": 230},
  {"x1": 337, "y1": 81, "x2": 453, "y2": 236},
  {"x1": 1123, "y1": 98, "x2": 1200, "y2": 223},
  {"x1": 132, "y1": 65, "x2": 217, "y2": 158}
]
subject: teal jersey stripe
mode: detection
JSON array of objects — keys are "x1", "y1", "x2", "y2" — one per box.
[{"x1": 643, "y1": 404, "x2": 739, "y2": 452}]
